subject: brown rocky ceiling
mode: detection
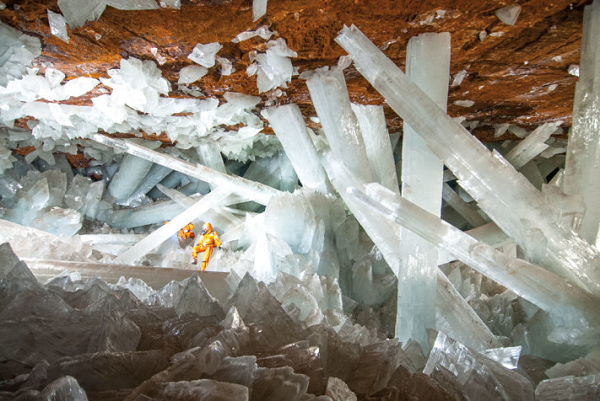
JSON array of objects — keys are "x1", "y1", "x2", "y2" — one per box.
[{"x1": 0, "y1": 0, "x2": 592, "y2": 142}]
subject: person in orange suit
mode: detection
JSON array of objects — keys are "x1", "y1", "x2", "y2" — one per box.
[
  {"x1": 177, "y1": 222, "x2": 196, "y2": 247},
  {"x1": 192, "y1": 222, "x2": 222, "y2": 271}
]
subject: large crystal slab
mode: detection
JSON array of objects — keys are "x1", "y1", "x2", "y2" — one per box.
[
  {"x1": 262, "y1": 104, "x2": 332, "y2": 193},
  {"x1": 437, "y1": 222, "x2": 512, "y2": 265},
  {"x1": 324, "y1": 159, "x2": 497, "y2": 351},
  {"x1": 305, "y1": 62, "x2": 373, "y2": 184},
  {"x1": 347, "y1": 183, "x2": 600, "y2": 327},
  {"x1": 107, "y1": 198, "x2": 184, "y2": 229},
  {"x1": 424, "y1": 331, "x2": 534, "y2": 400},
  {"x1": 91, "y1": 134, "x2": 280, "y2": 205},
  {"x1": 336, "y1": 25, "x2": 600, "y2": 296},
  {"x1": 125, "y1": 163, "x2": 172, "y2": 204},
  {"x1": 395, "y1": 32, "x2": 450, "y2": 350},
  {"x1": 107, "y1": 140, "x2": 161, "y2": 203},
  {"x1": 351, "y1": 103, "x2": 398, "y2": 194},
  {"x1": 564, "y1": 0, "x2": 600, "y2": 247}
]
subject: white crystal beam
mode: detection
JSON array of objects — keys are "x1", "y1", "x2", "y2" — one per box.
[
  {"x1": 347, "y1": 184, "x2": 600, "y2": 326},
  {"x1": 263, "y1": 104, "x2": 332, "y2": 194},
  {"x1": 323, "y1": 158, "x2": 498, "y2": 351},
  {"x1": 505, "y1": 123, "x2": 556, "y2": 170},
  {"x1": 305, "y1": 65, "x2": 374, "y2": 184},
  {"x1": 396, "y1": 32, "x2": 450, "y2": 349},
  {"x1": 115, "y1": 187, "x2": 233, "y2": 265},
  {"x1": 335, "y1": 25, "x2": 600, "y2": 296},
  {"x1": 564, "y1": 0, "x2": 600, "y2": 247},
  {"x1": 351, "y1": 103, "x2": 399, "y2": 194},
  {"x1": 442, "y1": 183, "x2": 487, "y2": 228},
  {"x1": 91, "y1": 134, "x2": 279, "y2": 205}
]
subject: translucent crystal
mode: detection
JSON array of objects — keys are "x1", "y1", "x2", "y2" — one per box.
[
  {"x1": 253, "y1": 0, "x2": 268, "y2": 21},
  {"x1": 188, "y1": 42, "x2": 223, "y2": 68},
  {"x1": 175, "y1": 274, "x2": 225, "y2": 318},
  {"x1": 495, "y1": 4, "x2": 522, "y2": 26},
  {"x1": 505, "y1": 123, "x2": 557, "y2": 170},
  {"x1": 262, "y1": 104, "x2": 332, "y2": 193},
  {"x1": 0, "y1": 22, "x2": 42, "y2": 86},
  {"x1": 255, "y1": 39, "x2": 297, "y2": 93},
  {"x1": 105, "y1": 0, "x2": 160, "y2": 10},
  {"x1": 563, "y1": 0, "x2": 600, "y2": 247},
  {"x1": 178, "y1": 65, "x2": 208, "y2": 84},
  {"x1": 424, "y1": 331, "x2": 534, "y2": 400},
  {"x1": 57, "y1": 0, "x2": 106, "y2": 28},
  {"x1": 47, "y1": 10, "x2": 70, "y2": 43},
  {"x1": 535, "y1": 373, "x2": 600, "y2": 400},
  {"x1": 335, "y1": 24, "x2": 600, "y2": 296}
]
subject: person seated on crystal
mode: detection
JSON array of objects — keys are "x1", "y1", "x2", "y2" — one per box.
[{"x1": 192, "y1": 222, "x2": 222, "y2": 271}]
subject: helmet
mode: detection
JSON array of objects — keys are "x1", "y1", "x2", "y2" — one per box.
[{"x1": 203, "y1": 222, "x2": 212, "y2": 234}]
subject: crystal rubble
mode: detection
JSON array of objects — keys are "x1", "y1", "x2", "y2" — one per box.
[
  {"x1": 396, "y1": 32, "x2": 450, "y2": 350},
  {"x1": 262, "y1": 104, "x2": 332, "y2": 194},
  {"x1": 424, "y1": 331, "x2": 535, "y2": 400},
  {"x1": 564, "y1": 0, "x2": 600, "y2": 247},
  {"x1": 336, "y1": 24, "x2": 600, "y2": 296},
  {"x1": 347, "y1": 183, "x2": 600, "y2": 332}
]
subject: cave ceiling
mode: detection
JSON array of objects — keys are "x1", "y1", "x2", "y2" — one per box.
[{"x1": 0, "y1": 0, "x2": 591, "y2": 144}]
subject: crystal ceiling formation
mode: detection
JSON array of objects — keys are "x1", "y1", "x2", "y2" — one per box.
[{"x1": 1, "y1": 0, "x2": 600, "y2": 399}]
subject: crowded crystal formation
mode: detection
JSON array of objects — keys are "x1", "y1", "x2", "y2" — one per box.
[{"x1": 1, "y1": 0, "x2": 600, "y2": 399}]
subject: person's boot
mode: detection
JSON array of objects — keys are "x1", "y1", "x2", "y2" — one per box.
[{"x1": 192, "y1": 259, "x2": 197, "y2": 265}]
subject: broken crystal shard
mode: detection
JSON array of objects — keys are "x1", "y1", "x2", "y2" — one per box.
[
  {"x1": 564, "y1": 0, "x2": 600, "y2": 247},
  {"x1": 30, "y1": 207, "x2": 83, "y2": 237},
  {"x1": 495, "y1": 4, "x2": 522, "y2": 26},
  {"x1": 57, "y1": 0, "x2": 106, "y2": 28},
  {"x1": 178, "y1": 65, "x2": 208, "y2": 84},
  {"x1": 480, "y1": 346, "x2": 522, "y2": 369},
  {"x1": 335, "y1": 24, "x2": 600, "y2": 296},
  {"x1": 188, "y1": 42, "x2": 223, "y2": 68},
  {"x1": 347, "y1": 183, "x2": 600, "y2": 327},
  {"x1": 255, "y1": 39, "x2": 297, "y2": 93},
  {"x1": 424, "y1": 331, "x2": 534, "y2": 400},
  {"x1": 216, "y1": 56, "x2": 234, "y2": 76},
  {"x1": 453, "y1": 99, "x2": 474, "y2": 107},
  {"x1": 253, "y1": 0, "x2": 268, "y2": 21},
  {"x1": 397, "y1": 32, "x2": 449, "y2": 349},
  {"x1": 262, "y1": 104, "x2": 332, "y2": 194},
  {"x1": 451, "y1": 69, "x2": 468, "y2": 87},
  {"x1": 47, "y1": 10, "x2": 70, "y2": 43}
]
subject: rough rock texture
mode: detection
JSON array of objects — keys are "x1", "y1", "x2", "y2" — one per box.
[{"x1": 0, "y1": 0, "x2": 590, "y2": 144}]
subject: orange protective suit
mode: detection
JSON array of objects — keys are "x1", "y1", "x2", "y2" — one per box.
[
  {"x1": 178, "y1": 222, "x2": 196, "y2": 241},
  {"x1": 192, "y1": 222, "x2": 221, "y2": 271}
]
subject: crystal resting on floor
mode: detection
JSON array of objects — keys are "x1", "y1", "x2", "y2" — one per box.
[{"x1": 2, "y1": 1, "x2": 600, "y2": 399}]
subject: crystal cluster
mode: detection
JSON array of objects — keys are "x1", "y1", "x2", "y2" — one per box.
[{"x1": 2, "y1": 0, "x2": 600, "y2": 399}]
